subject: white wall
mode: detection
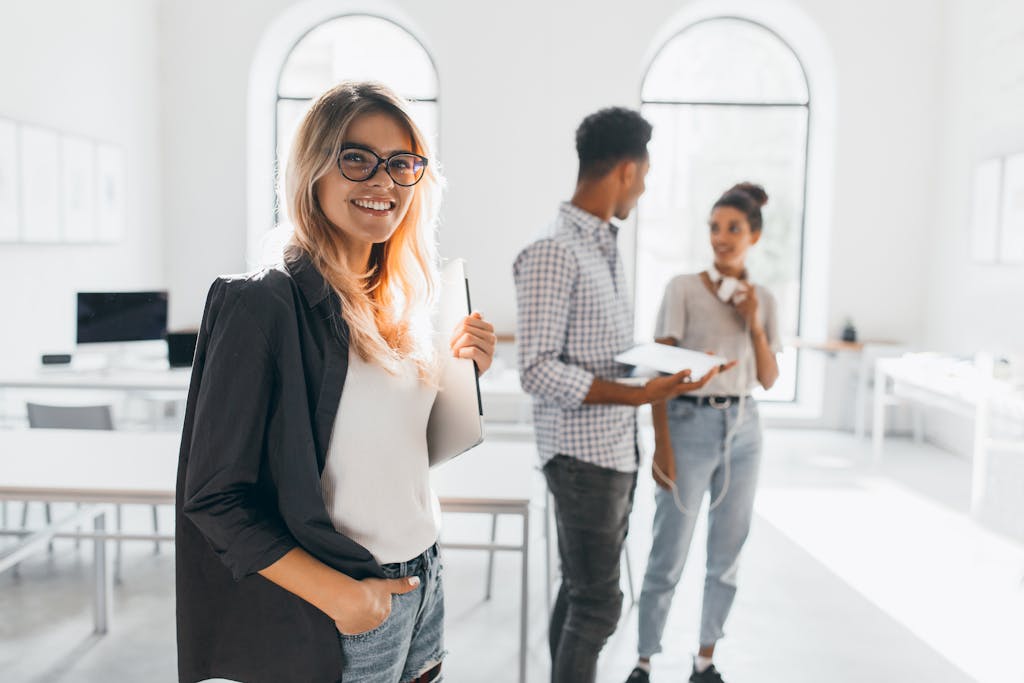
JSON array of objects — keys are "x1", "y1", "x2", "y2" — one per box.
[
  {"x1": 158, "y1": 0, "x2": 943, "y2": 350},
  {"x1": 815, "y1": 1, "x2": 941, "y2": 345},
  {"x1": 926, "y1": 0, "x2": 1024, "y2": 356},
  {"x1": 920, "y1": 0, "x2": 1024, "y2": 450},
  {"x1": 921, "y1": 0, "x2": 1024, "y2": 535},
  {"x1": 158, "y1": 1, "x2": 275, "y2": 329},
  {"x1": 0, "y1": 0, "x2": 163, "y2": 368}
]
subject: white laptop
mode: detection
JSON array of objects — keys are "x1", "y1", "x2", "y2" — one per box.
[{"x1": 427, "y1": 259, "x2": 484, "y2": 467}]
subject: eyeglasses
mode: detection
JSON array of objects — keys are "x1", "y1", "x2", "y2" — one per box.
[{"x1": 336, "y1": 145, "x2": 429, "y2": 187}]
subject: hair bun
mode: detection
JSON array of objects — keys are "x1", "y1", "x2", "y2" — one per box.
[{"x1": 729, "y1": 182, "x2": 768, "y2": 208}]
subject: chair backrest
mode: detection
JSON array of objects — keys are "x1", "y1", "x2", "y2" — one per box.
[{"x1": 26, "y1": 403, "x2": 114, "y2": 430}]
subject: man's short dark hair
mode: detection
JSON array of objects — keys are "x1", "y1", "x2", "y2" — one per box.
[{"x1": 575, "y1": 107, "x2": 652, "y2": 181}]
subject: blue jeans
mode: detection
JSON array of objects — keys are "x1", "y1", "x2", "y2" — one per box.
[
  {"x1": 338, "y1": 543, "x2": 446, "y2": 682},
  {"x1": 638, "y1": 399, "x2": 762, "y2": 657},
  {"x1": 543, "y1": 454, "x2": 637, "y2": 683}
]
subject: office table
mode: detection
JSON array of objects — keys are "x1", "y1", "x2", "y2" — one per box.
[
  {"x1": 0, "y1": 366, "x2": 193, "y2": 428},
  {"x1": 0, "y1": 366, "x2": 193, "y2": 393},
  {"x1": 872, "y1": 355, "x2": 1024, "y2": 515},
  {"x1": 0, "y1": 429, "x2": 534, "y2": 682},
  {"x1": 1, "y1": 365, "x2": 528, "y2": 433},
  {"x1": 0, "y1": 503, "x2": 116, "y2": 635},
  {"x1": 431, "y1": 442, "x2": 534, "y2": 683},
  {"x1": 787, "y1": 338, "x2": 907, "y2": 437}
]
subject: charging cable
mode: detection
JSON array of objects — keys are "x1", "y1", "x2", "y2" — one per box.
[{"x1": 651, "y1": 321, "x2": 751, "y2": 515}]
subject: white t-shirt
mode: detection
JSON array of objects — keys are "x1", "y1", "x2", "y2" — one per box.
[
  {"x1": 654, "y1": 273, "x2": 781, "y2": 396},
  {"x1": 320, "y1": 351, "x2": 440, "y2": 564}
]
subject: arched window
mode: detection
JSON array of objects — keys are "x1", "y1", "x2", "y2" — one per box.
[
  {"x1": 637, "y1": 17, "x2": 810, "y2": 402},
  {"x1": 273, "y1": 14, "x2": 439, "y2": 228}
]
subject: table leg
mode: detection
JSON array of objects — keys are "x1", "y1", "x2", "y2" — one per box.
[
  {"x1": 520, "y1": 510, "x2": 529, "y2": 683},
  {"x1": 912, "y1": 406, "x2": 925, "y2": 444},
  {"x1": 93, "y1": 507, "x2": 112, "y2": 634},
  {"x1": 855, "y1": 351, "x2": 870, "y2": 439},
  {"x1": 623, "y1": 543, "x2": 636, "y2": 606},
  {"x1": 152, "y1": 504, "x2": 160, "y2": 555},
  {"x1": 970, "y1": 397, "x2": 990, "y2": 517},
  {"x1": 872, "y1": 364, "x2": 887, "y2": 467},
  {"x1": 485, "y1": 513, "x2": 498, "y2": 600},
  {"x1": 544, "y1": 489, "x2": 552, "y2": 614},
  {"x1": 115, "y1": 504, "x2": 123, "y2": 584},
  {"x1": 45, "y1": 503, "x2": 53, "y2": 554}
]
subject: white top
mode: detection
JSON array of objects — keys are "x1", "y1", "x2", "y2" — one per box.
[
  {"x1": 321, "y1": 351, "x2": 440, "y2": 564},
  {"x1": 655, "y1": 273, "x2": 781, "y2": 396}
]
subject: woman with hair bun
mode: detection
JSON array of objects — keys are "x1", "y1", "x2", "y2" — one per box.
[{"x1": 626, "y1": 183, "x2": 781, "y2": 683}]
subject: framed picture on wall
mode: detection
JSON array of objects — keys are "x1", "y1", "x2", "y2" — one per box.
[
  {"x1": 60, "y1": 135, "x2": 97, "y2": 242},
  {"x1": 999, "y1": 152, "x2": 1024, "y2": 264},
  {"x1": 970, "y1": 157, "x2": 1002, "y2": 263},
  {"x1": 95, "y1": 144, "x2": 124, "y2": 242},
  {"x1": 19, "y1": 125, "x2": 60, "y2": 243},
  {"x1": 0, "y1": 118, "x2": 17, "y2": 241}
]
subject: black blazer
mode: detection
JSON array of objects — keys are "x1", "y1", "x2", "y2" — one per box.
[{"x1": 175, "y1": 250, "x2": 386, "y2": 683}]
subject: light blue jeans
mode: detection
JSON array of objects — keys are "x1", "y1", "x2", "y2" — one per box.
[
  {"x1": 338, "y1": 543, "x2": 446, "y2": 682},
  {"x1": 637, "y1": 398, "x2": 762, "y2": 657}
]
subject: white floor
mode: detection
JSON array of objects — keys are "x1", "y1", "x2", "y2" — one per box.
[{"x1": 1, "y1": 429, "x2": 1021, "y2": 682}]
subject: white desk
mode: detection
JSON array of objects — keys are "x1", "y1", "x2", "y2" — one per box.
[
  {"x1": 0, "y1": 429, "x2": 534, "y2": 683},
  {"x1": 1, "y1": 365, "x2": 529, "y2": 433},
  {"x1": 0, "y1": 367, "x2": 193, "y2": 428},
  {"x1": 2, "y1": 365, "x2": 530, "y2": 404},
  {"x1": 431, "y1": 442, "x2": 534, "y2": 683},
  {"x1": 478, "y1": 367, "x2": 532, "y2": 425},
  {"x1": 872, "y1": 355, "x2": 1024, "y2": 515},
  {"x1": 0, "y1": 366, "x2": 192, "y2": 393},
  {"x1": 0, "y1": 429, "x2": 180, "y2": 504},
  {"x1": 788, "y1": 338, "x2": 907, "y2": 437}
]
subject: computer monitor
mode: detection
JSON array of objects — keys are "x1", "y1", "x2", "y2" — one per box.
[
  {"x1": 76, "y1": 291, "x2": 169, "y2": 345},
  {"x1": 166, "y1": 330, "x2": 198, "y2": 368}
]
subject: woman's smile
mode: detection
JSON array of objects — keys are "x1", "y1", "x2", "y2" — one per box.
[{"x1": 350, "y1": 197, "x2": 397, "y2": 217}]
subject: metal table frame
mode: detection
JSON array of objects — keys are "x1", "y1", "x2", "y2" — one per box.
[
  {"x1": 0, "y1": 428, "x2": 534, "y2": 683},
  {"x1": 0, "y1": 503, "x2": 116, "y2": 634}
]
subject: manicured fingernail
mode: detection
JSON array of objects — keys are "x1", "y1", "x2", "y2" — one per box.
[{"x1": 409, "y1": 576, "x2": 420, "y2": 587}]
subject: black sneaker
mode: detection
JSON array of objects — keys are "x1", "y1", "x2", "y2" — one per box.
[
  {"x1": 689, "y1": 662, "x2": 726, "y2": 683},
  {"x1": 625, "y1": 666, "x2": 650, "y2": 683}
]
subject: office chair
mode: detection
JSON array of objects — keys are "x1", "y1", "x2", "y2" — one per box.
[
  {"x1": 27, "y1": 403, "x2": 115, "y2": 430},
  {"x1": 24, "y1": 403, "x2": 114, "y2": 551}
]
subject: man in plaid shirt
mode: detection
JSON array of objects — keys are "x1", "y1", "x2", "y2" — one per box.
[{"x1": 514, "y1": 108, "x2": 720, "y2": 682}]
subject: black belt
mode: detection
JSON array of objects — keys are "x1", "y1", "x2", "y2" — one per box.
[{"x1": 674, "y1": 394, "x2": 747, "y2": 408}]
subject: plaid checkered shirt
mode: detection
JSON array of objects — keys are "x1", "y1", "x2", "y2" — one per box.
[{"x1": 513, "y1": 202, "x2": 638, "y2": 473}]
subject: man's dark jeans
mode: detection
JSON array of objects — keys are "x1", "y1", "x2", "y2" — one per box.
[{"x1": 543, "y1": 454, "x2": 637, "y2": 683}]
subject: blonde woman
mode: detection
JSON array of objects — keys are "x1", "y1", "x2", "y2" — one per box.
[{"x1": 175, "y1": 81, "x2": 495, "y2": 683}]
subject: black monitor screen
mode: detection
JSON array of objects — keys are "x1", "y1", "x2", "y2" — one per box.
[{"x1": 77, "y1": 291, "x2": 169, "y2": 344}]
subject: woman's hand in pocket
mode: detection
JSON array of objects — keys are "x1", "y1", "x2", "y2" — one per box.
[{"x1": 334, "y1": 575, "x2": 419, "y2": 636}]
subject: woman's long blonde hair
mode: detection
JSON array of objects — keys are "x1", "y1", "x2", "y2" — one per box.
[{"x1": 284, "y1": 81, "x2": 442, "y2": 378}]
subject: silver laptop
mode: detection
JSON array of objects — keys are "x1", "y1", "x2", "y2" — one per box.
[{"x1": 427, "y1": 259, "x2": 484, "y2": 466}]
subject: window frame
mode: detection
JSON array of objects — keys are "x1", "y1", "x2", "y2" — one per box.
[
  {"x1": 272, "y1": 12, "x2": 441, "y2": 227},
  {"x1": 636, "y1": 15, "x2": 812, "y2": 404}
]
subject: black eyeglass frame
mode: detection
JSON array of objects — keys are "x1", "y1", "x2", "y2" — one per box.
[{"x1": 336, "y1": 144, "x2": 429, "y2": 187}]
